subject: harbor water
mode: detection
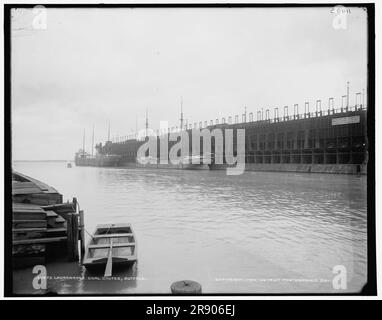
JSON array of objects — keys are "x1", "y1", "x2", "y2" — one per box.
[{"x1": 12, "y1": 161, "x2": 368, "y2": 294}]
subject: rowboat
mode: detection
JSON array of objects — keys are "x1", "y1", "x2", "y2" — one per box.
[{"x1": 83, "y1": 223, "x2": 137, "y2": 276}]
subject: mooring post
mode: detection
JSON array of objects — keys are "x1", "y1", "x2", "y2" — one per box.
[
  {"x1": 79, "y1": 210, "x2": 85, "y2": 256},
  {"x1": 73, "y1": 214, "x2": 79, "y2": 261},
  {"x1": 171, "y1": 280, "x2": 202, "y2": 295},
  {"x1": 67, "y1": 213, "x2": 79, "y2": 261},
  {"x1": 67, "y1": 213, "x2": 74, "y2": 260},
  {"x1": 73, "y1": 197, "x2": 78, "y2": 212}
]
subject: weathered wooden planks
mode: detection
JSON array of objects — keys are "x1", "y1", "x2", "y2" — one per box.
[
  {"x1": 13, "y1": 237, "x2": 67, "y2": 245},
  {"x1": 41, "y1": 203, "x2": 76, "y2": 215},
  {"x1": 93, "y1": 233, "x2": 133, "y2": 238},
  {"x1": 13, "y1": 171, "x2": 57, "y2": 193},
  {"x1": 12, "y1": 171, "x2": 63, "y2": 205},
  {"x1": 46, "y1": 228, "x2": 67, "y2": 238},
  {"x1": 13, "y1": 211, "x2": 47, "y2": 221},
  {"x1": 45, "y1": 210, "x2": 66, "y2": 228},
  {"x1": 13, "y1": 203, "x2": 44, "y2": 211},
  {"x1": 13, "y1": 220, "x2": 47, "y2": 229},
  {"x1": 12, "y1": 180, "x2": 42, "y2": 195},
  {"x1": 11, "y1": 171, "x2": 84, "y2": 267},
  {"x1": 12, "y1": 181, "x2": 40, "y2": 189},
  {"x1": 13, "y1": 193, "x2": 62, "y2": 205},
  {"x1": 13, "y1": 228, "x2": 47, "y2": 241},
  {"x1": 89, "y1": 243, "x2": 136, "y2": 249}
]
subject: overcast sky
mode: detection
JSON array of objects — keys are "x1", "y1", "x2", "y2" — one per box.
[{"x1": 11, "y1": 7, "x2": 368, "y2": 160}]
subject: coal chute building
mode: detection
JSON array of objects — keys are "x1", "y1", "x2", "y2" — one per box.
[{"x1": 96, "y1": 104, "x2": 368, "y2": 174}]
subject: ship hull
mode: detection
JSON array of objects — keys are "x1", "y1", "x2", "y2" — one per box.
[
  {"x1": 209, "y1": 163, "x2": 366, "y2": 174},
  {"x1": 127, "y1": 162, "x2": 366, "y2": 174},
  {"x1": 179, "y1": 163, "x2": 210, "y2": 170}
]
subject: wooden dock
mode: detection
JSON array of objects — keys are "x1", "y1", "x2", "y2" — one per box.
[{"x1": 12, "y1": 171, "x2": 85, "y2": 268}]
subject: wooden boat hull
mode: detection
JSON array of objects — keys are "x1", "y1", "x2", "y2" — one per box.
[
  {"x1": 84, "y1": 257, "x2": 136, "y2": 272},
  {"x1": 83, "y1": 223, "x2": 137, "y2": 275}
]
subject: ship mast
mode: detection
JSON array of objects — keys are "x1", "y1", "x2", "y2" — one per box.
[
  {"x1": 362, "y1": 88, "x2": 365, "y2": 107},
  {"x1": 180, "y1": 96, "x2": 184, "y2": 131},
  {"x1": 346, "y1": 81, "x2": 350, "y2": 109},
  {"x1": 145, "y1": 108, "x2": 149, "y2": 137},
  {"x1": 91, "y1": 125, "x2": 95, "y2": 156},
  {"x1": 82, "y1": 128, "x2": 85, "y2": 156},
  {"x1": 135, "y1": 115, "x2": 138, "y2": 139},
  {"x1": 107, "y1": 121, "x2": 110, "y2": 142}
]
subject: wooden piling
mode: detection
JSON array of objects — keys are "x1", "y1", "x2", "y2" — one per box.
[
  {"x1": 66, "y1": 213, "x2": 73, "y2": 260},
  {"x1": 73, "y1": 197, "x2": 78, "y2": 212},
  {"x1": 67, "y1": 213, "x2": 79, "y2": 261},
  {"x1": 79, "y1": 210, "x2": 85, "y2": 257},
  {"x1": 73, "y1": 214, "x2": 79, "y2": 260}
]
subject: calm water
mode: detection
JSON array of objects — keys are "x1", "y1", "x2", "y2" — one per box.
[{"x1": 12, "y1": 161, "x2": 368, "y2": 294}]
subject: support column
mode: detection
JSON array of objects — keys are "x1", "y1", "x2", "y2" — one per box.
[
  {"x1": 256, "y1": 134, "x2": 260, "y2": 151},
  {"x1": 304, "y1": 129, "x2": 309, "y2": 149},
  {"x1": 349, "y1": 152, "x2": 353, "y2": 164},
  {"x1": 293, "y1": 132, "x2": 298, "y2": 150}
]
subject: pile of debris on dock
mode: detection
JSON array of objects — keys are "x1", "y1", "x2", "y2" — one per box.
[{"x1": 12, "y1": 171, "x2": 85, "y2": 268}]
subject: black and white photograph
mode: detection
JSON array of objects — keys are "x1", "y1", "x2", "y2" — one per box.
[{"x1": 3, "y1": 2, "x2": 376, "y2": 298}]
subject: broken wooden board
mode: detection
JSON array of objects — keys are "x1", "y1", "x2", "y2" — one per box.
[{"x1": 45, "y1": 210, "x2": 66, "y2": 228}]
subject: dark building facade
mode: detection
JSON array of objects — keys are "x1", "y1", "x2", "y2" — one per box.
[{"x1": 97, "y1": 105, "x2": 367, "y2": 174}]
